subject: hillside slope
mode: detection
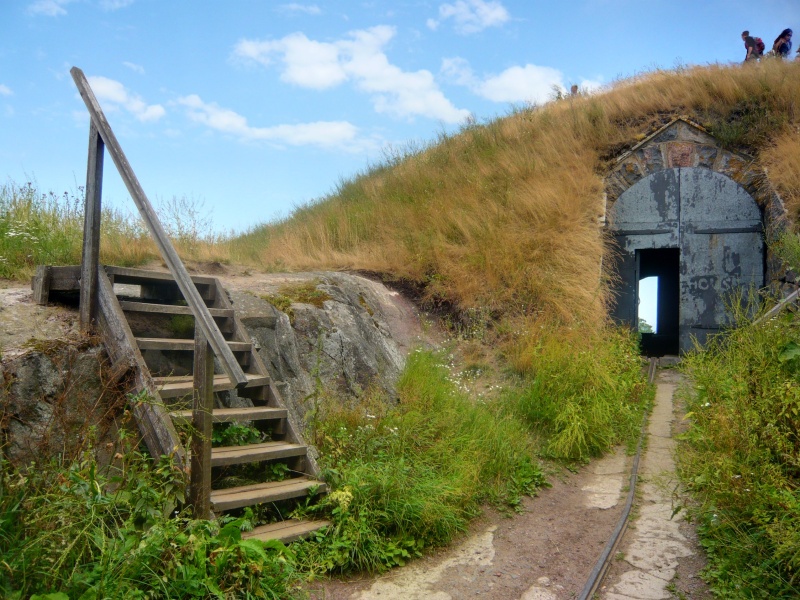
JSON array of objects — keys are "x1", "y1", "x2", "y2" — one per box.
[{"x1": 231, "y1": 61, "x2": 800, "y2": 327}]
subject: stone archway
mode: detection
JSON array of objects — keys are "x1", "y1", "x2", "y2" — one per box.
[{"x1": 604, "y1": 118, "x2": 788, "y2": 353}]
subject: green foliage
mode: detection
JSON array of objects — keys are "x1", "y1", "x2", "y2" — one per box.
[
  {"x1": 678, "y1": 300, "x2": 800, "y2": 597},
  {"x1": 0, "y1": 449, "x2": 300, "y2": 599},
  {"x1": 293, "y1": 349, "x2": 546, "y2": 574},
  {"x1": 508, "y1": 325, "x2": 649, "y2": 460},
  {"x1": 212, "y1": 422, "x2": 268, "y2": 446},
  {"x1": 167, "y1": 314, "x2": 195, "y2": 337}
]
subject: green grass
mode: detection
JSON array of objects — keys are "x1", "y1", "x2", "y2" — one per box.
[
  {"x1": 506, "y1": 322, "x2": 650, "y2": 460},
  {"x1": 678, "y1": 295, "x2": 800, "y2": 598},
  {"x1": 293, "y1": 348, "x2": 547, "y2": 574},
  {"x1": 0, "y1": 446, "x2": 299, "y2": 599}
]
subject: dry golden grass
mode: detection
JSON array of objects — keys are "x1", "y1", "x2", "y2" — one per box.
[{"x1": 229, "y1": 61, "x2": 800, "y2": 328}]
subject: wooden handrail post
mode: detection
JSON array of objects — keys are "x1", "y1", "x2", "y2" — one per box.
[
  {"x1": 79, "y1": 123, "x2": 104, "y2": 331},
  {"x1": 190, "y1": 328, "x2": 214, "y2": 519}
]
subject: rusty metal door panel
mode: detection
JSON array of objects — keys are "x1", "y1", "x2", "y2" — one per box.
[
  {"x1": 610, "y1": 169, "x2": 679, "y2": 235},
  {"x1": 678, "y1": 168, "x2": 764, "y2": 350},
  {"x1": 609, "y1": 170, "x2": 680, "y2": 327}
]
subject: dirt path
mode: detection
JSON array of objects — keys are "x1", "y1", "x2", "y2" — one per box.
[{"x1": 308, "y1": 369, "x2": 711, "y2": 600}]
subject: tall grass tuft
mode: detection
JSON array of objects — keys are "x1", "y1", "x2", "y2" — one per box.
[
  {"x1": 506, "y1": 320, "x2": 648, "y2": 460},
  {"x1": 0, "y1": 181, "x2": 232, "y2": 280},
  {"x1": 294, "y1": 349, "x2": 546, "y2": 573}
]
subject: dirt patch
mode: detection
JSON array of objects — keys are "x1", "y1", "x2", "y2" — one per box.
[{"x1": 307, "y1": 455, "x2": 632, "y2": 600}]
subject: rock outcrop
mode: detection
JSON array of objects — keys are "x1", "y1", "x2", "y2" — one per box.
[{"x1": 0, "y1": 271, "x2": 428, "y2": 466}]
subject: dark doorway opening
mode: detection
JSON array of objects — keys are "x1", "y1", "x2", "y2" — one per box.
[{"x1": 638, "y1": 248, "x2": 680, "y2": 356}]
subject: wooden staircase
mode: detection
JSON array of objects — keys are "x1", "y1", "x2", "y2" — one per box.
[
  {"x1": 37, "y1": 67, "x2": 329, "y2": 544},
  {"x1": 35, "y1": 264, "x2": 329, "y2": 543}
]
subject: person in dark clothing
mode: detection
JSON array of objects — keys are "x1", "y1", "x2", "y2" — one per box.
[
  {"x1": 741, "y1": 31, "x2": 760, "y2": 62},
  {"x1": 773, "y1": 28, "x2": 793, "y2": 58}
]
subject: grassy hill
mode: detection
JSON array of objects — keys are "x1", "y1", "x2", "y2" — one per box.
[{"x1": 229, "y1": 59, "x2": 800, "y2": 327}]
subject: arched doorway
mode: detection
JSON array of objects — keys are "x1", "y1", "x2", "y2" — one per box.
[{"x1": 609, "y1": 167, "x2": 764, "y2": 354}]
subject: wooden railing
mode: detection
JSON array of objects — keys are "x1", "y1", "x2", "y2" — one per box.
[{"x1": 70, "y1": 66, "x2": 243, "y2": 514}]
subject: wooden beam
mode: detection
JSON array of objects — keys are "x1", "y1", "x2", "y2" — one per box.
[
  {"x1": 80, "y1": 123, "x2": 104, "y2": 332},
  {"x1": 70, "y1": 67, "x2": 247, "y2": 389},
  {"x1": 32, "y1": 265, "x2": 52, "y2": 305},
  {"x1": 96, "y1": 267, "x2": 186, "y2": 468},
  {"x1": 190, "y1": 328, "x2": 214, "y2": 519}
]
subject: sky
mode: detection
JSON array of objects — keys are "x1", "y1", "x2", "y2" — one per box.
[{"x1": 1, "y1": 0, "x2": 799, "y2": 234}]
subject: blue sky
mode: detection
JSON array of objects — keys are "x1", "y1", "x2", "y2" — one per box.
[{"x1": 1, "y1": 0, "x2": 798, "y2": 233}]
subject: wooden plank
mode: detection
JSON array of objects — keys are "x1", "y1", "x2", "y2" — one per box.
[
  {"x1": 136, "y1": 337, "x2": 251, "y2": 352},
  {"x1": 171, "y1": 406, "x2": 288, "y2": 423},
  {"x1": 32, "y1": 265, "x2": 52, "y2": 305},
  {"x1": 190, "y1": 329, "x2": 214, "y2": 519},
  {"x1": 154, "y1": 373, "x2": 270, "y2": 399},
  {"x1": 40, "y1": 266, "x2": 81, "y2": 291},
  {"x1": 106, "y1": 266, "x2": 217, "y2": 288},
  {"x1": 96, "y1": 267, "x2": 186, "y2": 468},
  {"x1": 79, "y1": 123, "x2": 104, "y2": 332},
  {"x1": 210, "y1": 441, "x2": 306, "y2": 467},
  {"x1": 210, "y1": 476, "x2": 325, "y2": 511},
  {"x1": 119, "y1": 301, "x2": 233, "y2": 318},
  {"x1": 70, "y1": 67, "x2": 246, "y2": 389},
  {"x1": 242, "y1": 519, "x2": 331, "y2": 543}
]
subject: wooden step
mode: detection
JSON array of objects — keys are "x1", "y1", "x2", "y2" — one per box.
[
  {"x1": 210, "y1": 476, "x2": 326, "y2": 511},
  {"x1": 211, "y1": 441, "x2": 307, "y2": 467},
  {"x1": 242, "y1": 519, "x2": 331, "y2": 543},
  {"x1": 136, "y1": 337, "x2": 252, "y2": 352},
  {"x1": 171, "y1": 406, "x2": 288, "y2": 423},
  {"x1": 106, "y1": 266, "x2": 217, "y2": 287},
  {"x1": 120, "y1": 301, "x2": 234, "y2": 319},
  {"x1": 154, "y1": 373, "x2": 270, "y2": 398}
]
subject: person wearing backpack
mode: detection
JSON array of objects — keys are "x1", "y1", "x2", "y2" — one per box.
[
  {"x1": 741, "y1": 31, "x2": 764, "y2": 62},
  {"x1": 772, "y1": 28, "x2": 793, "y2": 58}
]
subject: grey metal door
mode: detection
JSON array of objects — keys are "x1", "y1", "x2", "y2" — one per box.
[
  {"x1": 609, "y1": 167, "x2": 764, "y2": 352},
  {"x1": 678, "y1": 168, "x2": 764, "y2": 349}
]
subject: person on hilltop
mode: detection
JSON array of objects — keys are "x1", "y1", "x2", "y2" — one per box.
[
  {"x1": 772, "y1": 28, "x2": 793, "y2": 58},
  {"x1": 741, "y1": 31, "x2": 764, "y2": 62}
]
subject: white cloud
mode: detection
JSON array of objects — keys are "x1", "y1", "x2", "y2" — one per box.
[
  {"x1": 236, "y1": 34, "x2": 346, "y2": 89},
  {"x1": 427, "y1": 0, "x2": 509, "y2": 35},
  {"x1": 579, "y1": 78, "x2": 605, "y2": 93},
  {"x1": 177, "y1": 94, "x2": 368, "y2": 150},
  {"x1": 100, "y1": 0, "x2": 135, "y2": 10},
  {"x1": 477, "y1": 64, "x2": 564, "y2": 103},
  {"x1": 87, "y1": 76, "x2": 166, "y2": 122},
  {"x1": 0, "y1": 84, "x2": 13, "y2": 96},
  {"x1": 27, "y1": 0, "x2": 72, "y2": 16},
  {"x1": 123, "y1": 61, "x2": 146, "y2": 74},
  {"x1": 442, "y1": 58, "x2": 564, "y2": 104},
  {"x1": 277, "y1": 3, "x2": 321, "y2": 15},
  {"x1": 233, "y1": 26, "x2": 469, "y2": 123}
]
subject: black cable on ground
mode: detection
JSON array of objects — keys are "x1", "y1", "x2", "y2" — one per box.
[{"x1": 576, "y1": 357, "x2": 657, "y2": 600}]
